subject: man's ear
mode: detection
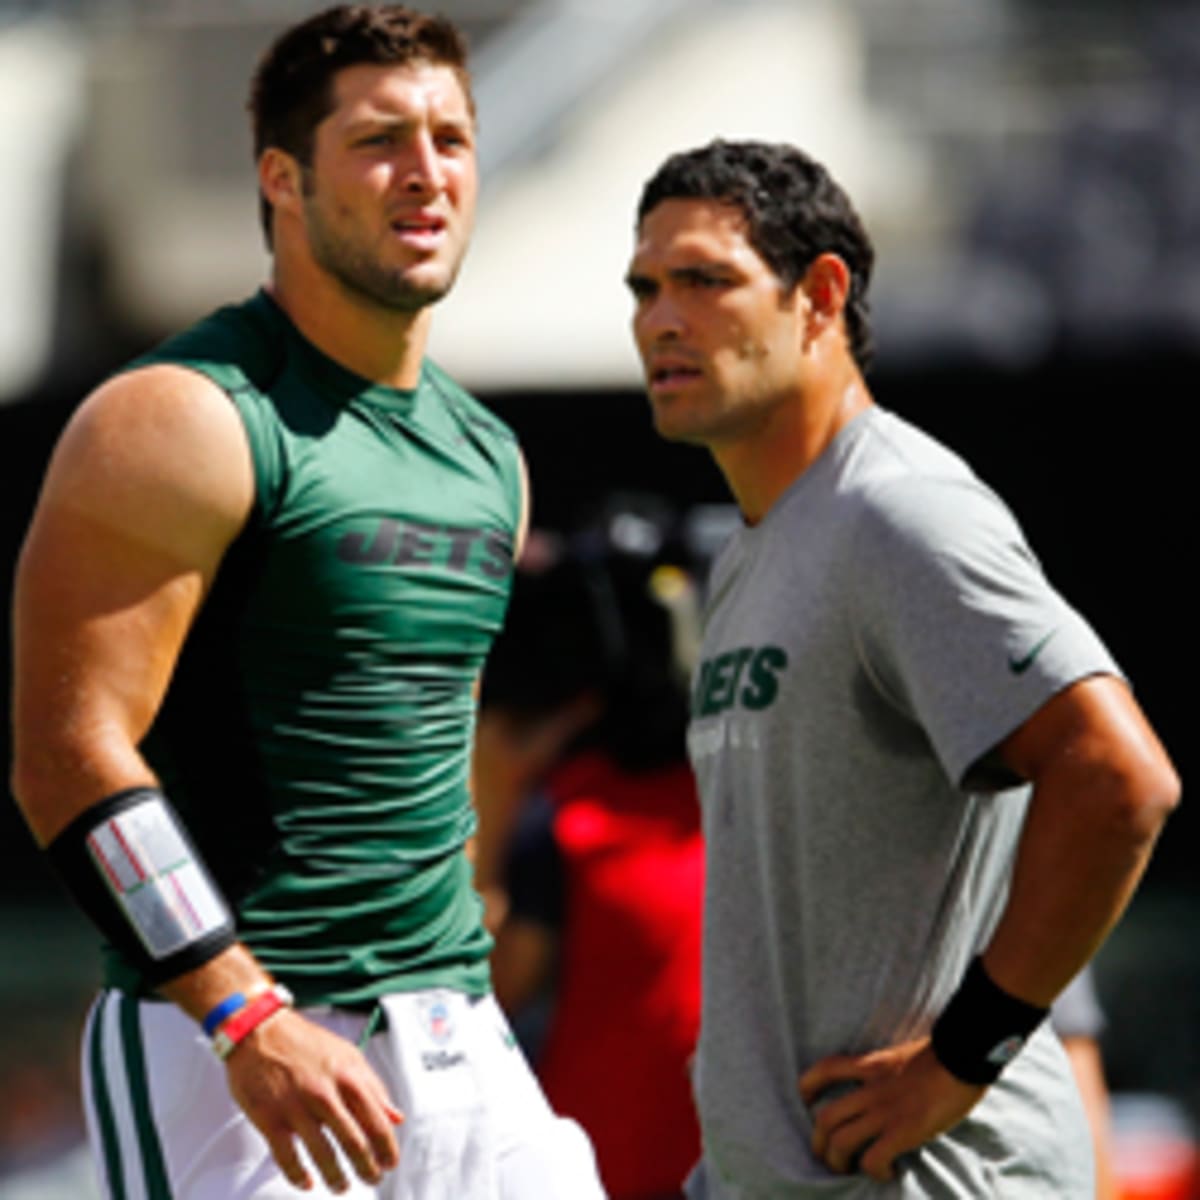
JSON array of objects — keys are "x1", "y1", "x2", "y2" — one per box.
[
  {"x1": 257, "y1": 147, "x2": 304, "y2": 221},
  {"x1": 801, "y1": 253, "x2": 851, "y2": 332}
]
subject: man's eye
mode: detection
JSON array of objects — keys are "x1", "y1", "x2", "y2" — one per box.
[{"x1": 673, "y1": 269, "x2": 722, "y2": 289}]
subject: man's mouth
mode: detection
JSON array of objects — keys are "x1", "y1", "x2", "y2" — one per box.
[
  {"x1": 649, "y1": 361, "x2": 703, "y2": 389},
  {"x1": 391, "y1": 214, "x2": 447, "y2": 245}
]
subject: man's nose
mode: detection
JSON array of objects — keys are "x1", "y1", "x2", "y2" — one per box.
[
  {"x1": 401, "y1": 132, "x2": 444, "y2": 194},
  {"x1": 638, "y1": 292, "x2": 686, "y2": 342}
]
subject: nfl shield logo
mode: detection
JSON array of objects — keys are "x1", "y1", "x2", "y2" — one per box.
[{"x1": 419, "y1": 993, "x2": 454, "y2": 1045}]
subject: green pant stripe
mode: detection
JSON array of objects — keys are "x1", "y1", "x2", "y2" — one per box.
[
  {"x1": 118, "y1": 994, "x2": 175, "y2": 1199},
  {"x1": 88, "y1": 992, "x2": 128, "y2": 1200}
]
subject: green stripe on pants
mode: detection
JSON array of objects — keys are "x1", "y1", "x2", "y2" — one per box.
[{"x1": 88, "y1": 992, "x2": 127, "y2": 1200}]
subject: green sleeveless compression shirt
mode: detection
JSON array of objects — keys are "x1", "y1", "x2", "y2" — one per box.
[{"x1": 106, "y1": 291, "x2": 522, "y2": 1005}]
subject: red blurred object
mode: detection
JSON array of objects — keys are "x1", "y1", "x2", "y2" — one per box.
[{"x1": 1113, "y1": 1094, "x2": 1200, "y2": 1200}]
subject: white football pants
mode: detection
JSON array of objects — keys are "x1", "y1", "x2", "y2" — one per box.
[{"x1": 81, "y1": 988, "x2": 607, "y2": 1200}]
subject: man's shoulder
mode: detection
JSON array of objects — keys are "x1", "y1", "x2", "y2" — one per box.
[
  {"x1": 835, "y1": 411, "x2": 1028, "y2": 582},
  {"x1": 846, "y1": 409, "x2": 977, "y2": 494},
  {"x1": 121, "y1": 291, "x2": 285, "y2": 399},
  {"x1": 845, "y1": 410, "x2": 1006, "y2": 525},
  {"x1": 43, "y1": 358, "x2": 255, "y2": 561}
]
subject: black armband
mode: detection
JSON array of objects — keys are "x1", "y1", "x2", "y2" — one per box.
[
  {"x1": 930, "y1": 957, "x2": 1049, "y2": 1085},
  {"x1": 46, "y1": 787, "x2": 237, "y2": 986}
]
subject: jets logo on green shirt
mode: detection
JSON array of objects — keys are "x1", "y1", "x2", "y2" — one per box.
[{"x1": 337, "y1": 517, "x2": 513, "y2": 578}]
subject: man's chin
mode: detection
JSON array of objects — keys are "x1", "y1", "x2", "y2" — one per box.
[
  {"x1": 352, "y1": 276, "x2": 452, "y2": 314},
  {"x1": 330, "y1": 257, "x2": 461, "y2": 314},
  {"x1": 650, "y1": 407, "x2": 710, "y2": 447},
  {"x1": 397, "y1": 261, "x2": 462, "y2": 305}
]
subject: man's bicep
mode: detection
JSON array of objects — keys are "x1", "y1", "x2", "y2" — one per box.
[
  {"x1": 851, "y1": 480, "x2": 1120, "y2": 790},
  {"x1": 10, "y1": 369, "x2": 254, "y2": 840},
  {"x1": 14, "y1": 497, "x2": 207, "y2": 753},
  {"x1": 995, "y1": 674, "x2": 1178, "y2": 824}
]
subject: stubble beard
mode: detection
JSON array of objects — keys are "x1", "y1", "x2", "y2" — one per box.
[
  {"x1": 650, "y1": 382, "x2": 776, "y2": 449},
  {"x1": 305, "y1": 197, "x2": 463, "y2": 314},
  {"x1": 650, "y1": 395, "x2": 719, "y2": 447}
]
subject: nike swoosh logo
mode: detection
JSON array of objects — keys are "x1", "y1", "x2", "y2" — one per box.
[{"x1": 1009, "y1": 630, "x2": 1058, "y2": 674}]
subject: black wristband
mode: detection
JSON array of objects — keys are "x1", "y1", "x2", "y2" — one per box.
[
  {"x1": 46, "y1": 787, "x2": 237, "y2": 987},
  {"x1": 930, "y1": 957, "x2": 1049, "y2": 1085}
]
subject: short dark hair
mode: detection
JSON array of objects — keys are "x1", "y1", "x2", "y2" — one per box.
[
  {"x1": 637, "y1": 140, "x2": 875, "y2": 372},
  {"x1": 248, "y1": 4, "x2": 472, "y2": 244}
]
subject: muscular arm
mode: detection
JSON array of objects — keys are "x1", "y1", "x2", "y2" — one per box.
[
  {"x1": 12, "y1": 366, "x2": 252, "y2": 838},
  {"x1": 10, "y1": 367, "x2": 401, "y2": 1192},
  {"x1": 801, "y1": 675, "x2": 1179, "y2": 1181},
  {"x1": 982, "y1": 675, "x2": 1178, "y2": 1002}
]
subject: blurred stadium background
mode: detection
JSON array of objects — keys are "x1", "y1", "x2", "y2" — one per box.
[{"x1": 0, "y1": 0, "x2": 1195, "y2": 1196}]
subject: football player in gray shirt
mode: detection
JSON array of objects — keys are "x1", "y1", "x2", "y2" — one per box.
[{"x1": 624, "y1": 139, "x2": 1179, "y2": 1198}]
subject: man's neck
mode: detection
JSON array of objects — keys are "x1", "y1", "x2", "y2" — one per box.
[
  {"x1": 268, "y1": 264, "x2": 432, "y2": 391},
  {"x1": 713, "y1": 372, "x2": 873, "y2": 526}
]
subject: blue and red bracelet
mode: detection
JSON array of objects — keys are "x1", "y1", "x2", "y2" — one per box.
[{"x1": 204, "y1": 984, "x2": 294, "y2": 1060}]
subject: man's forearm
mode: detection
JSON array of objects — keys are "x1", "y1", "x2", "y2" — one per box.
[
  {"x1": 984, "y1": 710, "x2": 1178, "y2": 1005},
  {"x1": 11, "y1": 721, "x2": 159, "y2": 847}
]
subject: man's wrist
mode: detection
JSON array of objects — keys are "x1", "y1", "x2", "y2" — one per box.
[
  {"x1": 930, "y1": 957, "x2": 1049, "y2": 1085},
  {"x1": 210, "y1": 983, "x2": 295, "y2": 1060}
]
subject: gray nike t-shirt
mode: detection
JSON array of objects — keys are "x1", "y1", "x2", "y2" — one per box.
[{"x1": 686, "y1": 407, "x2": 1118, "y2": 1198}]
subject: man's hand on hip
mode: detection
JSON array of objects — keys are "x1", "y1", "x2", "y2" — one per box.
[
  {"x1": 799, "y1": 1038, "x2": 985, "y2": 1182},
  {"x1": 225, "y1": 1008, "x2": 403, "y2": 1193}
]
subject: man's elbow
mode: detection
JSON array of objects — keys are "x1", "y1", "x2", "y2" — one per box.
[
  {"x1": 9, "y1": 746, "x2": 73, "y2": 845},
  {"x1": 9, "y1": 728, "x2": 135, "y2": 846},
  {"x1": 1141, "y1": 756, "x2": 1181, "y2": 827},
  {"x1": 11, "y1": 754, "x2": 55, "y2": 846},
  {"x1": 1108, "y1": 752, "x2": 1181, "y2": 848}
]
